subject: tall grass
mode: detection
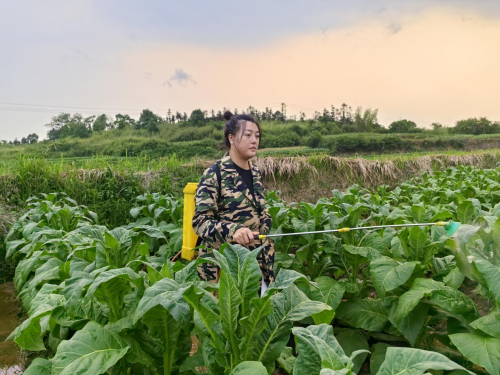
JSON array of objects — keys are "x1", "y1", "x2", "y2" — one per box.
[{"x1": 0, "y1": 155, "x2": 204, "y2": 227}]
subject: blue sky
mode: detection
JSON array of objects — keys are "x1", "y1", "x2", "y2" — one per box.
[{"x1": 1, "y1": 0, "x2": 499, "y2": 141}]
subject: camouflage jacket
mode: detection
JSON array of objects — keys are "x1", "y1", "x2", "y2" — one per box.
[{"x1": 193, "y1": 153, "x2": 272, "y2": 250}]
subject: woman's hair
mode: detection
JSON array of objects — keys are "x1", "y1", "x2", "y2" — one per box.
[{"x1": 223, "y1": 111, "x2": 261, "y2": 149}]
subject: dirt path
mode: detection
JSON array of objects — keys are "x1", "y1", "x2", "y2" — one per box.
[{"x1": 0, "y1": 282, "x2": 24, "y2": 375}]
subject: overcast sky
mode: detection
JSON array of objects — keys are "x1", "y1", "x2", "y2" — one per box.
[{"x1": 1, "y1": 0, "x2": 499, "y2": 141}]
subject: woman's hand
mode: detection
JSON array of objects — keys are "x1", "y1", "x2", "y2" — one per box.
[{"x1": 233, "y1": 228, "x2": 259, "y2": 246}]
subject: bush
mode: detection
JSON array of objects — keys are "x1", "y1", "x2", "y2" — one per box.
[
  {"x1": 306, "y1": 131, "x2": 323, "y2": 148},
  {"x1": 260, "y1": 132, "x2": 300, "y2": 148}
]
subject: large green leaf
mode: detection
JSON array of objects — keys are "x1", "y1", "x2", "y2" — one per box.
[
  {"x1": 277, "y1": 347, "x2": 296, "y2": 374},
  {"x1": 444, "y1": 267, "x2": 465, "y2": 290},
  {"x1": 449, "y1": 333, "x2": 500, "y2": 375},
  {"x1": 473, "y1": 259, "x2": 500, "y2": 306},
  {"x1": 343, "y1": 245, "x2": 381, "y2": 261},
  {"x1": 388, "y1": 302, "x2": 429, "y2": 346},
  {"x1": 319, "y1": 370, "x2": 349, "y2": 375},
  {"x1": 336, "y1": 328, "x2": 369, "y2": 374},
  {"x1": 377, "y1": 347, "x2": 473, "y2": 375},
  {"x1": 316, "y1": 276, "x2": 345, "y2": 311},
  {"x1": 470, "y1": 309, "x2": 500, "y2": 339},
  {"x1": 292, "y1": 325, "x2": 348, "y2": 375},
  {"x1": 84, "y1": 267, "x2": 142, "y2": 322},
  {"x1": 7, "y1": 293, "x2": 64, "y2": 351},
  {"x1": 240, "y1": 294, "x2": 273, "y2": 361},
  {"x1": 14, "y1": 250, "x2": 44, "y2": 291},
  {"x1": 257, "y1": 285, "x2": 331, "y2": 369},
  {"x1": 408, "y1": 227, "x2": 428, "y2": 262},
  {"x1": 221, "y1": 243, "x2": 262, "y2": 316},
  {"x1": 370, "y1": 343, "x2": 390, "y2": 374},
  {"x1": 23, "y1": 358, "x2": 52, "y2": 375},
  {"x1": 26, "y1": 257, "x2": 64, "y2": 290},
  {"x1": 62, "y1": 268, "x2": 105, "y2": 318},
  {"x1": 212, "y1": 248, "x2": 246, "y2": 364},
  {"x1": 370, "y1": 257, "x2": 419, "y2": 297},
  {"x1": 456, "y1": 200, "x2": 474, "y2": 224},
  {"x1": 311, "y1": 276, "x2": 345, "y2": 325},
  {"x1": 134, "y1": 277, "x2": 191, "y2": 327},
  {"x1": 140, "y1": 305, "x2": 190, "y2": 374},
  {"x1": 230, "y1": 361, "x2": 267, "y2": 375},
  {"x1": 394, "y1": 278, "x2": 442, "y2": 323},
  {"x1": 182, "y1": 285, "x2": 224, "y2": 352},
  {"x1": 336, "y1": 299, "x2": 388, "y2": 332},
  {"x1": 51, "y1": 321, "x2": 129, "y2": 375}
]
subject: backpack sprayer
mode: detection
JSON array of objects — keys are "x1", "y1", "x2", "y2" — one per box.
[{"x1": 180, "y1": 183, "x2": 461, "y2": 260}]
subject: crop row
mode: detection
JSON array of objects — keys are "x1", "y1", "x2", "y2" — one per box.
[{"x1": 5, "y1": 166, "x2": 500, "y2": 374}]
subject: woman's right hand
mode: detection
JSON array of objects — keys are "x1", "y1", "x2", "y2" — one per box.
[{"x1": 233, "y1": 227, "x2": 259, "y2": 246}]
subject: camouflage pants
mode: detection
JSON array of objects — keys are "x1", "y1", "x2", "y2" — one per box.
[{"x1": 197, "y1": 241, "x2": 275, "y2": 284}]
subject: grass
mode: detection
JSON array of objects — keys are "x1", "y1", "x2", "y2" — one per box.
[
  {"x1": 0, "y1": 204, "x2": 19, "y2": 282},
  {"x1": 1, "y1": 148, "x2": 500, "y2": 231}
]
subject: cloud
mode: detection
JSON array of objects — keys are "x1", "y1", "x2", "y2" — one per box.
[
  {"x1": 387, "y1": 22, "x2": 403, "y2": 35},
  {"x1": 163, "y1": 68, "x2": 197, "y2": 88},
  {"x1": 62, "y1": 48, "x2": 91, "y2": 61}
]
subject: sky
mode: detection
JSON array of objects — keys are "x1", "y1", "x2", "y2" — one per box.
[{"x1": 1, "y1": 0, "x2": 500, "y2": 141}]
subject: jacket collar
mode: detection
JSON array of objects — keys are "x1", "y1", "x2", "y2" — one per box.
[
  {"x1": 220, "y1": 153, "x2": 260, "y2": 209},
  {"x1": 220, "y1": 153, "x2": 255, "y2": 173}
]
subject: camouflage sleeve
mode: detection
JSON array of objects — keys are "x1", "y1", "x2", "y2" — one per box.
[
  {"x1": 257, "y1": 171, "x2": 272, "y2": 235},
  {"x1": 258, "y1": 199, "x2": 271, "y2": 235},
  {"x1": 193, "y1": 167, "x2": 242, "y2": 245}
]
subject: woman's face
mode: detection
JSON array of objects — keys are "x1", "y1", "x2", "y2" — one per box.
[{"x1": 230, "y1": 121, "x2": 260, "y2": 159}]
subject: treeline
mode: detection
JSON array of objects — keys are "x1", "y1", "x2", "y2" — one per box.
[{"x1": 2, "y1": 103, "x2": 499, "y2": 147}]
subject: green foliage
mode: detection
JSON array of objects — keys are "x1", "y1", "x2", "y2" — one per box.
[
  {"x1": 6, "y1": 165, "x2": 500, "y2": 374},
  {"x1": 46, "y1": 113, "x2": 94, "y2": 140},
  {"x1": 136, "y1": 109, "x2": 161, "y2": 134},
  {"x1": 306, "y1": 131, "x2": 323, "y2": 148},
  {"x1": 188, "y1": 109, "x2": 206, "y2": 127},
  {"x1": 453, "y1": 117, "x2": 500, "y2": 135},
  {"x1": 388, "y1": 119, "x2": 420, "y2": 134}
]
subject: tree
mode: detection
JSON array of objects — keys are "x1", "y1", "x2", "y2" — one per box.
[
  {"x1": 46, "y1": 113, "x2": 93, "y2": 139},
  {"x1": 453, "y1": 117, "x2": 499, "y2": 135},
  {"x1": 354, "y1": 107, "x2": 379, "y2": 132},
  {"x1": 175, "y1": 111, "x2": 182, "y2": 123},
  {"x1": 306, "y1": 131, "x2": 322, "y2": 148},
  {"x1": 93, "y1": 114, "x2": 109, "y2": 132},
  {"x1": 114, "y1": 114, "x2": 136, "y2": 130},
  {"x1": 136, "y1": 109, "x2": 161, "y2": 133},
  {"x1": 46, "y1": 113, "x2": 71, "y2": 140},
  {"x1": 26, "y1": 133, "x2": 39, "y2": 144},
  {"x1": 389, "y1": 119, "x2": 419, "y2": 133},
  {"x1": 188, "y1": 109, "x2": 206, "y2": 126}
]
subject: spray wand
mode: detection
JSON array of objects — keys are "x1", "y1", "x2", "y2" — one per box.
[{"x1": 254, "y1": 221, "x2": 461, "y2": 241}]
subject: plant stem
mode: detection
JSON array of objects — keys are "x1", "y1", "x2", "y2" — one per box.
[
  {"x1": 164, "y1": 313, "x2": 171, "y2": 375},
  {"x1": 308, "y1": 247, "x2": 314, "y2": 278}
]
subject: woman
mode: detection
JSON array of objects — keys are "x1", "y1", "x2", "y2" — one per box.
[{"x1": 193, "y1": 111, "x2": 275, "y2": 285}]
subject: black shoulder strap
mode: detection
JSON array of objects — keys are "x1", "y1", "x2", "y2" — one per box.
[
  {"x1": 214, "y1": 162, "x2": 222, "y2": 202},
  {"x1": 195, "y1": 162, "x2": 222, "y2": 248}
]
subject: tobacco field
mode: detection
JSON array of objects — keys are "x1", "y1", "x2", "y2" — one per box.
[{"x1": 5, "y1": 166, "x2": 500, "y2": 374}]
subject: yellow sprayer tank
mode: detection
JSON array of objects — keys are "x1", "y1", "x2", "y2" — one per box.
[{"x1": 181, "y1": 182, "x2": 199, "y2": 260}]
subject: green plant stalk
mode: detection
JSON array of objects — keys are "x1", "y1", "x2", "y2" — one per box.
[
  {"x1": 307, "y1": 246, "x2": 314, "y2": 277},
  {"x1": 352, "y1": 258, "x2": 359, "y2": 296},
  {"x1": 164, "y1": 315, "x2": 171, "y2": 375}
]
